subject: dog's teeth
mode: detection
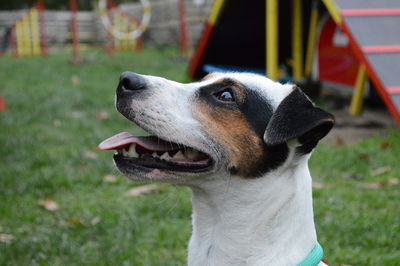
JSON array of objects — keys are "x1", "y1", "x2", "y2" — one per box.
[
  {"x1": 122, "y1": 149, "x2": 129, "y2": 156},
  {"x1": 173, "y1": 150, "x2": 185, "y2": 159},
  {"x1": 160, "y1": 152, "x2": 171, "y2": 160},
  {"x1": 152, "y1": 152, "x2": 158, "y2": 158},
  {"x1": 128, "y1": 144, "x2": 138, "y2": 158}
]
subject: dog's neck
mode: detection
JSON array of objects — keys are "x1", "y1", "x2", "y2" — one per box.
[{"x1": 188, "y1": 156, "x2": 320, "y2": 266}]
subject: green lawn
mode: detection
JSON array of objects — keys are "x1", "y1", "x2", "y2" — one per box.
[{"x1": 0, "y1": 49, "x2": 399, "y2": 265}]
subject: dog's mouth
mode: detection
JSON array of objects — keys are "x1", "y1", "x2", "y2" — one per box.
[{"x1": 99, "y1": 132, "x2": 214, "y2": 173}]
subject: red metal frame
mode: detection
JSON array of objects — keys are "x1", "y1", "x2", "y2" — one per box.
[
  {"x1": 362, "y1": 45, "x2": 400, "y2": 54},
  {"x1": 340, "y1": 21, "x2": 400, "y2": 124},
  {"x1": 178, "y1": 0, "x2": 189, "y2": 54},
  {"x1": 188, "y1": 22, "x2": 213, "y2": 77},
  {"x1": 317, "y1": 17, "x2": 360, "y2": 87},
  {"x1": 69, "y1": 0, "x2": 81, "y2": 64},
  {"x1": 9, "y1": 24, "x2": 17, "y2": 57},
  {"x1": 387, "y1": 87, "x2": 400, "y2": 94},
  {"x1": 37, "y1": 0, "x2": 47, "y2": 56},
  {"x1": 341, "y1": 9, "x2": 400, "y2": 16}
]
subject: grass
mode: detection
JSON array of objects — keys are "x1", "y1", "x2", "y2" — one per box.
[{"x1": 0, "y1": 49, "x2": 399, "y2": 265}]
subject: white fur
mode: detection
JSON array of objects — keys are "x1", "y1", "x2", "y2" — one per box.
[
  {"x1": 116, "y1": 72, "x2": 327, "y2": 265},
  {"x1": 188, "y1": 155, "x2": 326, "y2": 266}
]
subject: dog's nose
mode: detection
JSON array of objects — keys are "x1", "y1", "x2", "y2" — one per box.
[{"x1": 118, "y1": 72, "x2": 146, "y2": 92}]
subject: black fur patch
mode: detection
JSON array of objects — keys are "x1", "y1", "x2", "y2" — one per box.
[
  {"x1": 238, "y1": 89, "x2": 289, "y2": 177},
  {"x1": 239, "y1": 89, "x2": 273, "y2": 138},
  {"x1": 264, "y1": 87, "x2": 334, "y2": 153}
]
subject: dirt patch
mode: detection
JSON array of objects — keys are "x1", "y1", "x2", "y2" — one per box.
[{"x1": 323, "y1": 108, "x2": 396, "y2": 145}]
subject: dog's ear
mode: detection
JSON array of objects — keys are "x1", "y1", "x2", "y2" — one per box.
[{"x1": 263, "y1": 87, "x2": 334, "y2": 150}]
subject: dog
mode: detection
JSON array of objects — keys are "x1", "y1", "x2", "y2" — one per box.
[{"x1": 99, "y1": 72, "x2": 334, "y2": 266}]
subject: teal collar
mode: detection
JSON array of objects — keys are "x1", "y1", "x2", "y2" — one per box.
[{"x1": 296, "y1": 243, "x2": 324, "y2": 266}]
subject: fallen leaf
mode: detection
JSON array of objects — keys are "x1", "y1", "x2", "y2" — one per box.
[
  {"x1": 70, "y1": 111, "x2": 84, "y2": 119},
  {"x1": 71, "y1": 75, "x2": 80, "y2": 86},
  {"x1": 312, "y1": 182, "x2": 325, "y2": 189},
  {"x1": 369, "y1": 166, "x2": 391, "y2": 177},
  {"x1": 38, "y1": 199, "x2": 59, "y2": 211},
  {"x1": 90, "y1": 216, "x2": 101, "y2": 225},
  {"x1": 380, "y1": 141, "x2": 390, "y2": 150},
  {"x1": 96, "y1": 111, "x2": 110, "y2": 120},
  {"x1": 125, "y1": 184, "x2": 163, "y2": 197},
  {"x1": 336, "y1": 136, "x2": 345, "y2": 146},
  {"x1": 362, "y1": 182, "x2": 386, "y2": 189},
  {"x1": 53, "y1": 120, "x2": 62, "y2": 127},
  {"x1": 357, "y1": 153, "x2": 369, "y2": 160},
  {"x1": 103, "y1": 174, "x2": 117, "y2": 183},
  {"x1": 66, "y1": 218, "x2": 84, "y2": 228},
  {"x1": 36, "y1": 134, "x2": 45, "y2": 141},
  {"x1": 0, "y1": 233, "x2": 15, "y2": 243},
  {"x1": 79, "y1": 163, "x2": 90, "y2": 170},
  {"x1": 388, "y1": 177, "x2": 399, "y2": 186},
  {"x1": 83, "y1": 151, "x2": 97, "y2": 160}
]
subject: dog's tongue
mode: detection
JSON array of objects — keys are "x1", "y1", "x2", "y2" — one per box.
[{"x1": 98, "y1": 132, "x2": 180, "y2": 151}]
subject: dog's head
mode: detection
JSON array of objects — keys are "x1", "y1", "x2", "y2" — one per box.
[{"x1": 99, "y1": 72, "x2": 334, "y2": 184}]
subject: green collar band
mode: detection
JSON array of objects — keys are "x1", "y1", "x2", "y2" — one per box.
[{"x1": 296, "y1": 243, "x2": 324, "y2": 266}]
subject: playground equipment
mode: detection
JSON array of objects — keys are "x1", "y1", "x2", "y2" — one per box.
[
  {"x1": 105, "y1": 2, "x2": 143, "y2": 55},
  {"x1": 98, "y1": 0, "x2": 151, "y2": 41},
  {"x1": 178, "y1": 0, "x2": 189, "y2": 54},
  {"x1": 189, "y1": 0, "x2": 400, "y2": 124},
  {"x1": 67, "y1": 0, "x2": 147, "y2": 64},
  {"x1": 69, "y1": 0, "x2": 81, "y2": 64},
  {"x1": 9, "y1": 0, "x2": 46, "y2": 57},
  {"x1": 323, "y1": 0, "x2": 400, "y2": 123}
]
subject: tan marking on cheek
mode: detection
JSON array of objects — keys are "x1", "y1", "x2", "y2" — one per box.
[
  {"x1": 201, "y1": 73, "x2": 218, "y2": 81},
  {"x1": 196, "y1": 101, "x2": 264, "y2": 177},
  {"x1": 231, "y1": 84, "x2": 246, "y2": 103}
]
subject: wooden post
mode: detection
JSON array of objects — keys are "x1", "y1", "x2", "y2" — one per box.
[
  {"x1": 349, "y1": 65, "x2": 367, "y2": 115},
  {"x1": 37, "y1": 0, "x2": 47, "y2": 56},
  {"x1": 178, "y1": 0, "x2": 189, "y2": 54},
  {"x1": 69, "y1": 0, "x2": 82, "y2": 65},
  {"x1": 305, "y1": 0, "x2": 319, "y2": 78},
  {"x1": 30, "y1": 8, "x2": 41, "y2": 56},
  {"x1": 266, "y1": 0, "x2": 279, "y2": 80},
  {"x1": 292, "y1": 0, "x2": 303, "y2": 81}
]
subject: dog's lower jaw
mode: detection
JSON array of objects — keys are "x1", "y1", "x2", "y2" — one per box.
[{"x1": 187, "y1": 159, "x2": 322, "y2": 266}]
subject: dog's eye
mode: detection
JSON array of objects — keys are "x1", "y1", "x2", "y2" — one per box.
[{"x1": 214, "y1": 89, "x2": 235, "y2": 102}]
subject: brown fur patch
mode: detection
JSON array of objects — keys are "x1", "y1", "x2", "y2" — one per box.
[
  {"x1": 201, "y1": 73, "x2": 218, "y2": 81},
  {"x1": 196, "y1": 101, "x2": 265, "y2": 177}
]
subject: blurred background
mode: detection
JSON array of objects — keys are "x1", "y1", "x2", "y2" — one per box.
[{"x1": 0, "y1": 0, "x2": 399, "y2": 265}]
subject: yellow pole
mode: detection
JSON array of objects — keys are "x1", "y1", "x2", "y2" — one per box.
[
  {"x1": 209, "y1": 0, "x2": 226, "y2": 25},
  {"x1": 292, "y1": 0, "x2": 303, "y2": 81},
  {"x1": 266, "y1": 0, "x2": 279, "y2": 81},
  {"x1": 122, "y1": 16, "x2": 129, "y2": 50},
  {"x1": 349, "y1": 65, "x2": 367, "y2": 115},
  {"x1": 30, "y1": 8, "x2": 41, "y2": 56},
  {"x1": 322, "y1": 0, "x2": 341, "y2": 24},
  {"x1": 16, "y1": 21, "x2": 23, "y2": 56},
  {"x1": 22, "y1": 16, "x2": 32, "y2": 56},
  {"x1": 305, "y1": 2, "x2": 319, "y2": 77},
  {"x1": 128, "y1": 21, "x2": 136, "y2": 50}
]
